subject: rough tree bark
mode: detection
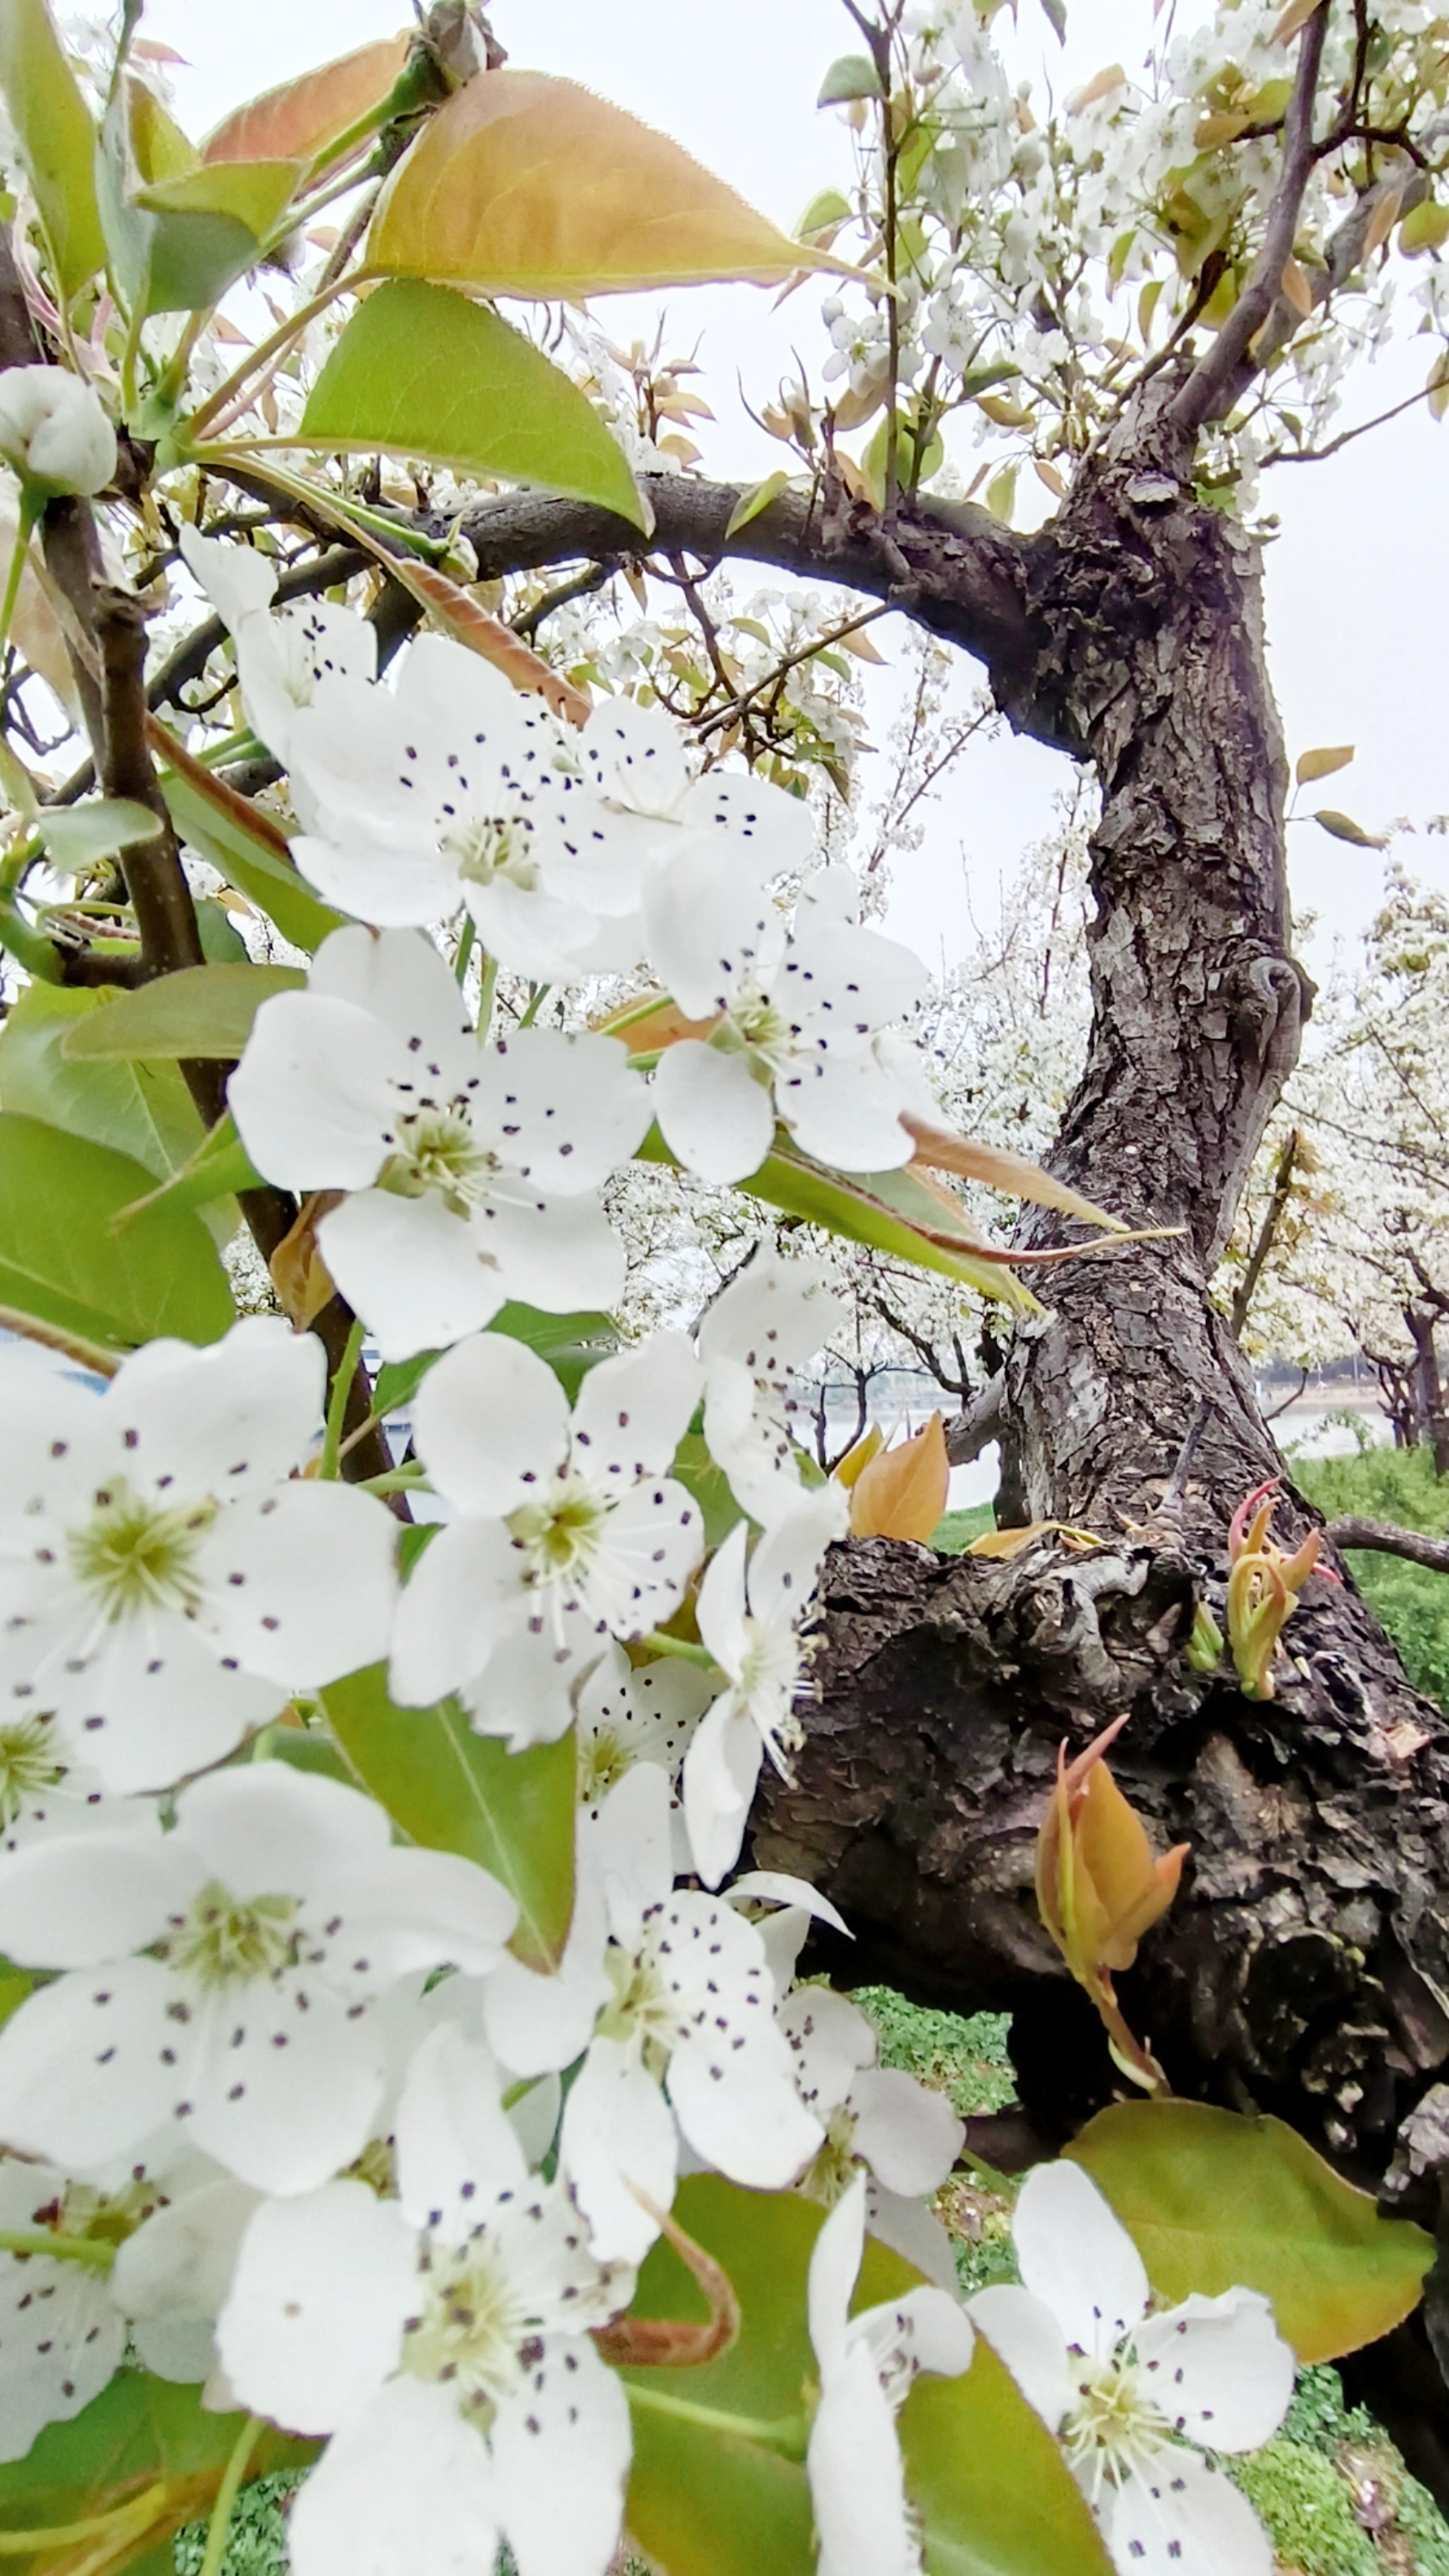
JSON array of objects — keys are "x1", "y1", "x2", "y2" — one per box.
[{"x1": 464, "y1": 408, "x2": 1449, "y2": 2475}]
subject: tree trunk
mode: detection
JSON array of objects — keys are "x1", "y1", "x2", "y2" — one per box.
[{"x1": 455, "y1": 428, "x2": 1449, "y2": 2473}]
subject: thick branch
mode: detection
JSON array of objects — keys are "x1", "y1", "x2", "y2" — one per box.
[
  {"x1": 1171, "y1": 3, "x2": 1330, "y2": 434},
  {"x1": 1327, "y1": 1517, "x2": 1449, "y2": 1573},
  {"x1": 460, "y1": 476, "x2": 1040, "y2": 716}
]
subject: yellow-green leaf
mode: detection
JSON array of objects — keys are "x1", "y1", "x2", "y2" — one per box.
[
  {"x1": 368, "y1": 68, "x2": 845, "y2": 298},
  {"x1": 1295, "y1": 744, "x2": 1353, "y2": 784},
  {"x1": 298, "y1": 278, "x2": 646, "y2": 525},
  {"x1": 320, "y1": 1662, "x2": 576, "y2": 1973},
  {"x1": 0, "y1": 983, "x2": 209, "y2": 1196},
  {"x1": 1312, "y1": 807, "x2": 1385, "y2": 849},
  {"x1": 0, "y1": 0, "x2": 106, "y2": 295},
  {"x1": 817, "y1": 53, "x2": 884, "y2": 106},
  {"x1": 1400, "y1": 198, "x2": 1449, "y2": 255},
  {"x1": 1068, "y1": 2100, "x2": 1433, "y2": 2361},
  {"x1": 725, "y1": 469, "x2": 792, "y2": 537},
  {"x1": 158, "y1": 762, "x2": 345, "y2": 953},
  {"x1": 0, "y1": 1111, "x2": 233, "y2": 1350}
]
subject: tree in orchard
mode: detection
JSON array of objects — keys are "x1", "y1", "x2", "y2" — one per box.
[{"x1": 0, "y1": 4, "x2": 1442, "y2": 2573}]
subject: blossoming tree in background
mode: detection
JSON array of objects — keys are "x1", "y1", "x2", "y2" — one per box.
[{"x1": 0, "y1": 4, "x2": 1442, "y2": 2575}]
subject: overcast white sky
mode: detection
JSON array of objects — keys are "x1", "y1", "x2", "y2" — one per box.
[{"x1": 144, "y1": 0, "x2": 1449, "y2": 975}]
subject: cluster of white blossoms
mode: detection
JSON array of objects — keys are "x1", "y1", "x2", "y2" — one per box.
[{"x1": 0, "y1": 556, "x2": 1294, "y2": 2576}]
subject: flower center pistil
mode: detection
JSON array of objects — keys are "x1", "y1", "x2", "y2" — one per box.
[
  {"x1": 445, "y1": 810, "x2": 539, "y2": 895},
  {"x1": 161, "y1": 1881, "x2": 298, "y2": 1987},
  {"x1": 0, "y1": 1715, "x2": 63, "y2": 1824},
  {"x1": 799, "y1": 2104, "x2": 861, "y2": 2207},
  {"x1": 382, "y1": 1110, "x2": 498, "y2": 1218},
  {"x1": 721, "y1": 986, "x2": 792, "y2": 1071},
  {"x1": 403, "y1": 2240, "x2": 527, "y2": 2420},
  {"x1": 597, "y1": 1935, "x2": 676, "y2": 2071},
  {"x1": 510, "y1": 1473, "x2": 609, "y2": 1589},
  {"x1": 578, "y1": 1722, "x2": 632, "y2": 1810},
  {"x1": 1062, "y1": 2354, "x2": 1171, "y2": 2493},
  {"x1": 68, "y1": 1481, "x2": 215, "y2": 1623}
]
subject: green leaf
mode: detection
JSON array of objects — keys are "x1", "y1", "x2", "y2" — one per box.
[
  {"x1": 1400, "y1": 197, "x2": 1449, "y2": 254},
  {"x1": 1311, "y1": 807, "x2": 1386, "y2": 849},
  {"x1": 725, "y1": 470, "x2": 792, "y2": 538},
  {"x1": 1067, "y1": 2100, "x2": 1435, "y2": 2362},
  {"x1": 98, "y1": 74, "x2": 302, "y2": 318},
  {"x1": 32, "y1": 797, "x2": 162, "y2": 871},
  {"x1": 0, "y1": 982, "x2": 205, "y2": 1179},
  {"x1": 673, "y1": 1426, "x2": 745, "y2": 1548},
  {"x1": 817, "y1": 52, "x2": 885, "y2": 106},
  {"x1": 0, "y1": 1111, "x2": 234, "y2": 1350},
  {"x1": 797, "y1": 188, "x2": 852, "y2": 239},
  {"x1": 490, "y1": 1299, "x2": 616, "y2": 1400},
  {"x1": 320, "y1": 1663, "x2": 576, "y2": 1972},
  {"x1": 158, "y1": 766, "x2": 345, "y2": 953},
  {"x1": 732, "y1": 1139, "x2": 1041, "y2": 1313},
  {"x1": 621, "y1": 2177, "x2": 1111, "y2": 2576},
  {"x1": 299, "y1": 279, "x2": 646, "y2": 527},
  {"x1": 1040, "y1": 0, "x2": 1068, "y2": 42},
  {"x1": 0, "y1": 2368, "x2": 314, "y2": 2576},
  {"x1": 60, "y1": 962, "x2": 305, "y2": 1062},
  {"x1": 0, "y1": 0, "x2": 106, "y2": 296},
  {"x1": 112, "y1": 1110, "x2": 260, "y2": 1229}
]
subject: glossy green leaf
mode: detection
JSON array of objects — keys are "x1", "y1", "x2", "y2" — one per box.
[
  {"x1": 0, "y1": 2368, "x2": 314, "y2": 2576},
  {"x1": 749, "y1": 1145, "x2": 1038, "y2": 1311},
  {"x1": 0, "y1": 0, "x2": 106, "y2": 296},
  {"x1": 32, "y1": 797, "x2": 162, "y2": 870},
  {"x1": 490, "y1": 1300, "x2": 617, "y2": 1400},
  {"x1": 320, "y1": 1662, "x2": 576, "y2": 1972},
  {"x1": 60, "y1": 962, "x2": 305, "y2": 1062},
  {"x1": 725, "y1": 470, "x2": 792, "y2": 537},
  {"x1": 112, "y1": 1110, "x2": 260, "y2": 1230},
  {"x1": 1068, "y1": 2100, "x2": 1434, "y2": 2362},
  {"x1": 0, "y1": 1111, "x2": 234, "y2": 1349},
  {"x1": 621, "y1": 2177, "x2": 1111, "y2": 2576},
  {"x1": 299, "y1": 278, "x2": 646, "y2": 525},
  {"x1": 159, "y1": 766, "x2": 345, "y2": 953}
]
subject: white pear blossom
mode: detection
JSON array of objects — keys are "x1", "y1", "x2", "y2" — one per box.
[
  {"x1": 179, "y1": 525, "x2": 377, "y2": 775},
  {"x1": 0, "y1": 366, "x2": 115, "y2": 496},
  {"x1": 807, "y1": 2173, "x2": 974, "y2": 2576},
  {"x1": 110, "y1": 2163, "x2": 262, "y2": 2382},
  {"x1": 575, "y1": 1640, "x2": 714, "y2": 1866},
  {"x1": 392, "y1": 1329, "x2": 704, "y2": 1747},
  {"x1": 0, "y1": 1764, "x2": 517, "y2": 2193},
  {"x1": 969, "y1": 2161, "x2": 1295, "y2": 2576},
  {"x1": 217, "y1": 2027, "x2": 632, "y2": 2576},
  {"x1": 646, "y1": 863, "x2": 928, "y2": 1182},
  {"x1": 487, "y1": 1768, "x2": 823, "y2": 2262},
  {"x1": 783, "y1": 1987, "x2": 963, "y2": 2205},
  {"x1": 683, "y1": 1493, "x2": 840, "y2": 1890},
  {"x1": 229, "y1": 927, "x2": 648, "y2": 1361},
  {"x1": 0, "y1": 2155, "x2": 128, "y2": 2457},
  {"x1": 697, "y1": 1249, "x2": 849, "y2": 1528},
  {"x1": 282, "y1": 632, "x2": 662, "y2": 982},
  {"x1": 0, "y1": 1319, "x2": 398, "y2": 1793}
]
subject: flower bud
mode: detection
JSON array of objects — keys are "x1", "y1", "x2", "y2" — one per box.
[
  {"x1": 1036, "y1": 1715, "x2": 1187, "y2": 2093},
  {"x1": 1225, "y1": 1477, "x2": 1334, "y2": 1700},
  {"x1": 0, "y1": 366, "x2": 117, "y2": 499}
]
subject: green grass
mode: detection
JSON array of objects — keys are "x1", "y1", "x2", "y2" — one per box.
[
  {"x1": 1296, "y1": 1443, "x2": 1449, "y2": 1706},
  {"x1": 930, "y1": 1502, "x2": 995, "y2": 1554}
]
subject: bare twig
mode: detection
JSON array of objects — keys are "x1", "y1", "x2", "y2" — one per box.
[{"x1": 1231, "y1": 1126, "x2": 1300, "y2": 1337}]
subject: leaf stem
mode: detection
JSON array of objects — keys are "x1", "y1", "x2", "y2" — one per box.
[
  {"x1": 624, "y1": 2383, "x2": 808, "y2": 2458},
  {"x1": 639, "y1": 1632, "x2": 718, "y2": 1670},
  {"x1": 0, "y1": 494, "x2": 38, "y2": 662},
  {"x1": 356, "y1": 1465, "x2": 428, "y2": 1498},
  {"x1": 183, "y1": 276, "x2": 374, "y2": 444},
  {"x1": 321, "y1": 1316, "x2": 367, "y2": 1480},
  {"x1": 197, "y1": 2417, "x2": 263, "y2": 2576},
  {"x1": 0, "y1": 2227, "x2": 115, "y2": 2270}
]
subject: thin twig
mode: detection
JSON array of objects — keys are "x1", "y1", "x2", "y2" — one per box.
[
  {"x1": 1325, "y1": 1516, "x2": 1449, "y2": 1574},
  {"x1": 1231, "y1": 1127, "x2": 1300, "y2": 1337},
  {"x1": 694, "y1": 600, "x2": 892, "y2": 740}
]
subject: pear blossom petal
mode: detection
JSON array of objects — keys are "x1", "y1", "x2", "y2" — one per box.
[
  {"x1": 228, "y1": 992, "x2": 403, "y2": 1190},
  {"x1": 560, "y1": 2035, "x2": 679, "y2": 2266},
  {"x1": 1104, "y1": 2449, "x2": 1276, "y2": 2576},
  {"x1": 185, "y1": 1987, "x2": 387, "y2": 2192},
  {"x1": 217, "y1": 2181, "x2": 416, "y2": 2433},
  {"x1": 319, "y1": 1190, "x2": 509, "y2": 1361},
  {"x1": 652, "y1": 1041, "x2": 776, "y2": 1183},
  {"x1": 491, "y1": 2334, "x2": 631, "y2": 2576},
  {"x1": 309, "y1": 922, "x2": 471, "y2": 1046},
  {"x1": 389, "y1": 1519, "x2": 520, "y2": 1710},
  {"x1": 646, "y1": 853, "x2": 786, "y2": 1025},
  {"x1": 0, "y1": 1959, "x2": 189, "y2": 2173},
  {"x1": 395, "y1": 2024, "x2": 528, "y2": 2236},
  {"x1": 287, "y1": 2376, "x2": 501, "y2": 2576},
  {"x1": 779, "y1": 1987, "x2": 875, "y2": 2121},
  {"x1": 1013, "y1": 2158, "x2": 1150, "y2": 2359},
  {"x1": 112, "y1": 2174, "x2": 261, "y2": 2381},
  {"x1": 849, "y1": 2067, "x2": 963, "y2": 2197},
  {"x1": 177, "y1": 1764, "x2": 391, "y2": 1893},
  {"x1": 0, "y1": 2246, "x2": 124, "y2": 2459},
  {"x1": 469, "y1": 1187, "x2": 625, "y2": 1321},
  {"x1": 867, "y1": 2184, "x2": 960, "y2": 2293},
  {"x1": 966, "y1": 2283, "x2": 1075, "y2": 2432},
  {"x1": 1131, "y1": 2289, "x2": 1294, "y2": 2453},
  {"x1": 0, "y1": 1826, "x2": 192, "y2": 1968},
  {"x1": 412, "y1": 1335, "x2": 569, "y2": 1518},
  {"x1": 193, "y1": 1480, "x2": 398, "y2": 1689},
  {"x1": 810, "y1": 2335, "x2": 917, "y2": 2576},
  {"x1": 808, "y1": 2169, "x2": 868, "y2": 2377},
  {"x1": 477, "y1": 1031, "x2": 650, "y2": 1195},
  {"x1": 778, "y1": 1052, "x2": 917, "y2": 1171},
  {"x1": 481, "y1": 1864, "x2": 611, "y2": 2078},
  {"x1": 111, "y1": 1317, "x2": 326, "y2": 1494},
  {"x1": 320, "y1": 1849, "x2": 518, "y2": 1988},
  {"x1": 726, "y1": 1872, "x2": 852, "y2": 1939},
  {"x1": 569, "y1": 1333, "x2": 702, "y2": 1487},
  {"x1": 682, "y1": 1696, "x2": 762, "y2": 1893}
]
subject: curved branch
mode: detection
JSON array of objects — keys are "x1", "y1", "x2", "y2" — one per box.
[
  {"x1": 460, "y1": 475, "x2": 1040, "y2": 714},
  {"x1": 1326, "y1": 1516, "x2": 1449, "y2": 1574}
]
